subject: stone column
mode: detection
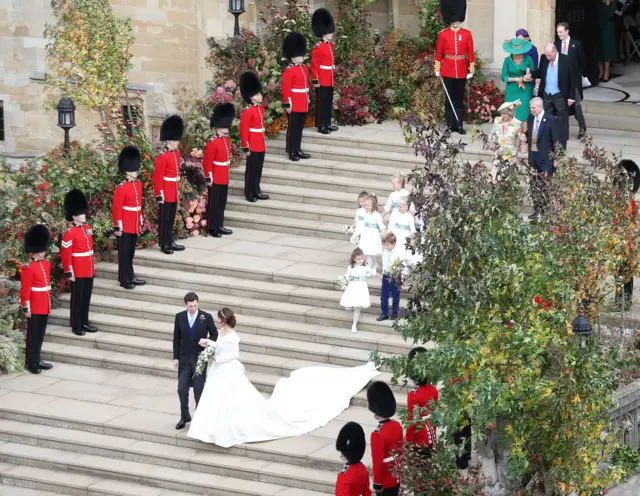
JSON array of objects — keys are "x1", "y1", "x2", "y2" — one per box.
[
  {"x1": 466, "y1": 0, "x2": 495, "y2": 66},
  {"x1": 527, "y1": 0, "x2": 556, "y2": 54},
  {"x1": 487, "y1": 0, "x2": 528, "y2": 71},
  {"x1": 391, "y1": 0, "x2": 420, "y2": 35}
]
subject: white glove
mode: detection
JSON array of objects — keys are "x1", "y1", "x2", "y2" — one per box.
[
  {"x1": 435, "y1": 72, "x2": 440, "y2": 77},
  {"x1": 467, "y1": 73, "x2": 474, "y2": 80}
]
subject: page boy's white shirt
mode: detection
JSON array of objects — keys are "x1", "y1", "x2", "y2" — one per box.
[{"x1": 382, "y1": 245, "x2": 407, "y2": 274}]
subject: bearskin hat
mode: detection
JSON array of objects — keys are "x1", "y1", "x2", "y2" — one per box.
[
  {"x1": 367, "y1": 381, "x2": 396, "y2": 418},
  {"x1": 282, "y1": 31, "x2": 307, "y2": 60},
  {"x1": 408, "y1": 346, "x2": 429, "y2": 386},
  {"x1": 239, "y1": 72, "x2": 263, "y2": 104},
  {"x1": 440, "y1": 0, "x2": 466, "y2": 24},
  {"x1": 64, "y1": 189, "x2": 89, "y2": 222},
  {"x1": 336, "y1": 421, "x2": 366, "y2": 464},
  {"x1": 24, "y1": 224, "x2": 50, "y2": 254},
  {"x1": 619, "y1": 159, "x2": 640, "y2": 194},
  {"x1": 160, "y1": 115, "x2": 184, "y2": 141},
  {"x1": 312, "y1": 8, "x2": 335, "y2": 37},
  {"x1": 118, "y1": 145, "x2": 141, "y2": 173},
  {"x1": 210, "y1": 103, "x2": 235, "y2": 129}
]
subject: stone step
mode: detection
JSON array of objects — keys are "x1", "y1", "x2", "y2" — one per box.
[
  {"x1": 0, "y1": 364, "x2": 407, "y2": 470},
  {"x1": 94, "y1": 262, "x2": 396, "y2": 314},
  {"x1": 226, "y1": 196, "x2": 355, "y2": 225},
  {"x1": 0, "y1": 481, "x2": 63, "y2": 496},
  {"x1": 0, "y1": 420, "x2": 336, "y2": 493},
  {"x1": 70, "y1": 283, "x2": 393, "y2": 334},
  {"x1": 224, "y1": 210, "x2": 345, "y2": 239},
  {"x1": 0, "y1": 442, "x2": 321, "y2": 496},
  {"x1": 49, "y1": 310, "x2": 409, "y2": 356}
]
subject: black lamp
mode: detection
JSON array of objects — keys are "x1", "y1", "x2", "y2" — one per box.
[
  {"x1": 228, "y1": 0, "x2": 245, "y2": 36},
  {"x1": 572, "y1": 310, "x2": 593, "y2": 336},
  {"x1": 57, "y1": 97, "x2": 76, "y2": 156}
]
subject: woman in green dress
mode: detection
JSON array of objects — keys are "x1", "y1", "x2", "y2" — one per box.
[
  {"x1": 598, "y1": 0, "x2": 617, "y2": 82},
  {"x1": 501, "y1": 38, "x2": 535, "y2": 130}
]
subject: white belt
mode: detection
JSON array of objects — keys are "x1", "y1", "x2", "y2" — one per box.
[
  {"x1": 32, "y1": 286, "x2": 51, "y2": 292},
  {"x1": 163, "y1": 176, "x2": 180, "y2": 182},
  {"x1": 249, "y1": 128, "x2": 265, "y2": 133},
  {"x1": 213, "y1": 161, "x2": 230, "y2": 166},
  {"x1": 72, "y1": 250, "x2": 94, "y2": 257},
  {"x1": 291, "y1": 88, "x2": 309, "y2": 93},
  {"x1": 382, "y1": 456, "x2": 394, "y2": 463},
  {"x1": 123, "y1": 206, "x2": 141, "y2": 212},
  {"x1": 320, "y1": 65, "x2": 335, "y2": 70}
]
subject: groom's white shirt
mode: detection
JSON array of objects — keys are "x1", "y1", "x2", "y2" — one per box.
[{"x1": 187, "y1": 311, "x2": 197, "y2": 328}]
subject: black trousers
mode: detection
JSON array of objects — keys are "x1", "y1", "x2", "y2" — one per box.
[
  {"x1": 177, "y1": 360, "x2": 205, "y2": 419},
  {"x1": 70, "y1": 277, "x2": 94, "y2": 331},
  {"x1": 381, "y1": 485, "x2": 400, "y2": 496},
  {"x1": 315, "y1": 86, "x2": 333, "y2": 129},
  {"x1": 286, "y1": 112, "x2": 306, "y2": 155},
  {"x1": 529, "y1": 164, "x2": 555, "y2": 215},
  {"x1": 244, "y1": 151, "x2": 265, "y2": 199},
  {"x1": 207, "y1": 184, "x2": 228, "y2": 231},
  {"x1": 615, "y1": 263, "x2": 634, "y2": 303},
  {"x1": 572, "y1": 92, "x2": 587, "y2": 131},
  {"x1": 542, "y1": 91, "x2": 569, "y2": 148},
  {"x1": 454, "y1": 421, "x2": 472, "y2": 469},
  {"x1": 159, "y1": 201, "x2": 177, "y2": 248},
  {"x1": 118, "y1": 233, "x2": 137, "y2": 283},
  {"x1": 26, "y1": 314, "x2": 48, "y2": 368},
  {"x1": 443, "y1": 77, "x2": 466, "y2": 130}
]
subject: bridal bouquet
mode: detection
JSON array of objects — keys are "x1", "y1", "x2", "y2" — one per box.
[
  {"x1": 337, "y1": 275, "x2": 348, "y2": 290},
  {"x1": 195, "y1": 346, "x2": 215, "y2": 376},
  {"x1": 343, "y1": 225, "x2": 355, "y2": 235}
]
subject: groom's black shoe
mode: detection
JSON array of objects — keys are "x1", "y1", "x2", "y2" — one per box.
[{"x1": 175, "y1": 415, "x2": 192, "y2": 430}]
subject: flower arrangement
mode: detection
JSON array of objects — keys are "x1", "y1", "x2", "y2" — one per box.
[
  {"x1": 465, "y1": 81, "x2": 505, "y2": 124},
  {"x1": 195, "y1": 345, "x2": 216, "y2": 376},
  {"x1": 337, "y1": 275, "x2": 349, "y2": 290},
  {"x1": 184, "y1": 197, "x2": 208, "y2": 236}
]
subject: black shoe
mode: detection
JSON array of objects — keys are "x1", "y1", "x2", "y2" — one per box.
[
  {"x1": 120, "y1": 281, "x2": 136, "y2": 290},
  {"x1": 297, "y1": 151, "x2": 311, "y2": 159},
  {"x1": 83, "y1": 324, "x2": 98, "y2": 333},
  {"x1": 391, "y1": 314, "x2": 399, "y2": 319},
  {"x1": 246, "y1": 196, "x2": 258, "y2": 203},
  {"x1": 328, "y1": 125, "x2": 339, "y2": 132},
  {"x1": 578, "y1": 129, "x2": 587, "y2": 139},
  {"x1": 37, "y1": 361, "x2": 53, "y2": 370},
  {"x1": 456, "y1": 127, "x2": 467, "y2": 135},
  {"x1": 176, "y1": 415, "x2": 191, "y2": 430},
  {"x1": 256, "y1": 193, "x2": 270, "y2": 200},
  {"x1": 28, "y1": 366, "x2": 41, "y2": 375},
  {"x1": 318, "y1": 127, "x2": 331, "y2": 135},
  {"x1": 161, "y1": 246, "x2": 174, "y2": 255},
  {"x1": 209, "y1": 229, "x2": 222, "y2": 238},
  {"x1": 132, "y1": 278, "x2": 146, "y2": 286},
  {"x1": 289, "y1": 153, "x2": 300, "y2": 161},
  {"x1": 73, "y1": 329, "x2": 86, "y2": 336},
  {"x1": 376, "y1": 314, "x2": 390, "y2": 322},
  {"x1": 170, "y1": 243, "x2": 185, "y2": 252},
  {"x1": 218, "y1": 227, "x2": 233, "y2": 235},
  {"x1": 527, "y1": 211, "x2": 538, "y2": 220}
]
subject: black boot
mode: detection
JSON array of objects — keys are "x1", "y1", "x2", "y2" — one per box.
[
  {"x1": 289, "y1": 153, "x2": 300, "y2": 162},
  {"x1": 161, "y1": 246, "x2": 174, "y2": 255},
  {"x1": 209, "y1": 229, "x2": 222, "y2": 238}
]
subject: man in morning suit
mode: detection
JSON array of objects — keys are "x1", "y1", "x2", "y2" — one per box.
[
  {"x1": 532, "y1": 43, "x2": 578, "y2": 149},
  {"x1": 525, "y1": 97, "x2": 560, "y2": 221},
  {"x1": 556, "y1": 22, "x2": 587, "y2": 138},
  {"x1": 173, "y1": 291, "x2": 217, "y2": 430}
]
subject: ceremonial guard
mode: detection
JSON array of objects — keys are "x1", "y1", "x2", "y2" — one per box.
[
  {"x1": 61, "y1": 189, "x2": 97, "y2": 336},
  {"x1": 239, "y1": 71, "x2": 269, "y2": 202},
  {"x1": 20, "y1": 224, "x2": 53, "y2": 374},
  {"x1": 282, "y1": 31, "x2": 311, "y2": 162},
  {"x1": 367, "y1": 381, "x2": 403, "y2": 495},
  {"x1": 153, "y1": 115, "x2": 185, "y2": 254},
  {"x1": 335, "y1": 421, "x2": 372, "y2": 496},
  {"x1": 311, "y1": 8, "x2": 338, "y2": 135},
  {"x1": 112, "y1": 146, "x2": 146, "y2": 290},
  {"x1": 405, "y1": 347, "x2": 439, "y2": 453},
  {"x1": 204, "y1": 103, "x2": 234, "y2": 238},
  {"x1": 435, "y1": 0, "x2": 474, "y2": 134}
]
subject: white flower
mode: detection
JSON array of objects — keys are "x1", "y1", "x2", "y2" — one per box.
[
  {"x1": 337, "y1": 275, "x2": 348, "y2": 290},
  {"x1": 194, "y1": 346, "x2": 216, "y2": 376}
]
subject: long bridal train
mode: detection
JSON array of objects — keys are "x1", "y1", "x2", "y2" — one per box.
[{"x1": 187, "y1": 331, "x2": 380, "y2": 448}]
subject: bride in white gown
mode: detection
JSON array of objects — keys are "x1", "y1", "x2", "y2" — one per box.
[{"x1": 187, "y1": 307, "x2": 380, "y2": 448}]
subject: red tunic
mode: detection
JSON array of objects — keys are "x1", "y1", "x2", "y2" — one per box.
[
  {"x1": 112, "y1": 179, "x2": 143, "y2": 235},
  {"x1": 335, "y1": 462, "x2": 372, "y2": 496},
  {"x1": 152, "y1": 148, "x2": 181, "y2": 202},
  {"x1": 20, "y1": 258, "x2": 51, "y2": 315},
  {"x1": 60, "y1": 224, "x2": 96, "y2": 279},
  {"x1": 435, "y1": 27, "x2": 475, "y2": 79},
  {"x1": 239, "y1": 104, "x2": 267, "y2": 153},
  {"x1": 203, "y1": 136, "x2": 231, "y2": 185},
  {"x1": 370, "y1": 419, "x2": 403, "y2": 491},
  {"x1": 282, "y1": 63, "x2": 310, "y2": 113},
  {"x1": 311, "y1": 41, "x2": 335, "y2": 87},
  {"x1": 405, "y1": 384, "x2": 438, "y2": 447}
]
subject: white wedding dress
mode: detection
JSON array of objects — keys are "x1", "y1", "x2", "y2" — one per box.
[{"x1": 187, "y1": 331, "x2": 380, "y2": 448}]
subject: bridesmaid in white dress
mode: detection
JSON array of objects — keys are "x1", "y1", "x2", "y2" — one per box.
[
  {"x1": 358, "y1": 194, "x2": 386, "y2": 271},
  {"x1": 187, "y1": 308, "x2": 380, "y2": 448},
  {"x1": 340, "y1": 248, "x2": 377, "y2": 333}
]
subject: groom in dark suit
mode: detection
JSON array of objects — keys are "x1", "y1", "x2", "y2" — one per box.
[{"x1": 173, "y1": 291, "x2": 217, "y2": 430}]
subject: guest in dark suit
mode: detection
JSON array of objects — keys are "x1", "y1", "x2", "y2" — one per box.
[
  {"x1": 556, "y1": 22, "x2": 587, "y2": 138},
  {"x1": 525, "y1": 97, "x2": 560, "y2": 221},
  {"x1": 532, "y1": 43, "x2": 578, "y2": 149},
  {"x1": 173, "y1": 291, "x2": 217, "y2": 430}
]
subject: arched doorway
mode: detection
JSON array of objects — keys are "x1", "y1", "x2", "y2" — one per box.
[{"x1": 555, "y1": 0, "x2": 600, "y2": 85}]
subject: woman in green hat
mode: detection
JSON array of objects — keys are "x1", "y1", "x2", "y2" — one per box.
[{"x1": 501, "y1": 37, "x2": 535, "y2": 128}]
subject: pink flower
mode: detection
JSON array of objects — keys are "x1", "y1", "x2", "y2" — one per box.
[
  {"x1": 198, "y1": 199, "x2": 206, "y2": 209},
  {"x1": 201, "y1": 220, "x2": 207, "y2": 227},
  {"x1": 191, "y1": 230, "x2": 200, "y2": 237},
  {"x1": 190, "y1": 149, "x2": 203, "y2": 158},
  {"x1": 187, "y1": 201, "x2": 198, "y2": 212},
  {"x1": 195, "y1": 206, "x2": 205, "y2": 215},
  {"x1": 216, "y1": 87, "x2": 225, "y2": 95},
  {"x1": 247, "y1": 58, "x2": 256, "y2": 68},
  {"x1": 193, "y1": 215, "x2": 201, "y2": 223},
  {"x1": 224, "y1": 80, "x2": 237, "y2": 90}
]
